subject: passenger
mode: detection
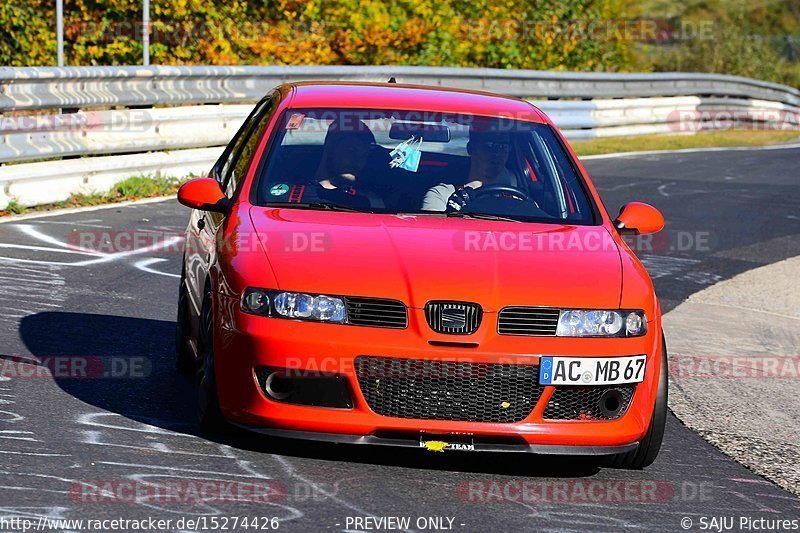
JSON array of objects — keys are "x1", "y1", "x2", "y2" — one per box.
[{"x1": 310, "y1": 119, "x2": 383, "y2": 209}]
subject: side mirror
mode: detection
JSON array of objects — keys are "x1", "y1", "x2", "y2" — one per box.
[
  {"x1": 177, "y1": 178, "x2": 229, "y2": 213},
  {"x1": 614, "y1": 202, "x2": 664, "y2": 235}
]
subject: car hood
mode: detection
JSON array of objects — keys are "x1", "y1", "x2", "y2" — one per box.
[{"x1": 249, "y1": 207, "x2": 622, "y2": 311}]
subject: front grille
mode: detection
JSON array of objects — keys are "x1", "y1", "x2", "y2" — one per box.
[
  {"x1": 354, "y1": 356, "x2": 544, "y2": 423},
  {"x1": 498, "y1": 307, "x2": 560, "y2": 336},
  {"x1": 345, "y1": 297, "x2": 407, "y2": 329},
  {"x1": 543, "y1": 385, "x2": 636, "y2": 421},
  {"x1": 425, "y1": 301, "x2": 482, "y2": 335}
]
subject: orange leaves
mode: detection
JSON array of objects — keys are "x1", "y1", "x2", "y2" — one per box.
[{"x1": 3, "y1": 0, "x2": 635, "y2": 72}]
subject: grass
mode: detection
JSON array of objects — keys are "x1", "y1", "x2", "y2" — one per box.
[
  {"x1": 570, "y1": 130, "x2": 800, "y2": 157},
  {"x1": 0, "y1": 175, "x2": 189, "y2": 217},
  {"x1": 114, "y1": 175, "x2": 184, "y2": 197}
]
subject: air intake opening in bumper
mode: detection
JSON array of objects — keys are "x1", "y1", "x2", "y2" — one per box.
[
  {"x1": 543, "y1": 385, "x2": 636, "y2": 421},
  {"x1": 255, "y1": 367, "x2": 354, "y2": 408}
]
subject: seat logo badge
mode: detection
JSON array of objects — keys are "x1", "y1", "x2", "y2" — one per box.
[
  {"x1": 426, "y1": 301, "x2": 482, "y2": 334},
  {"x1": 441, "y1": 308, "x2": 467, "y2": 329},
  {"x1": 500, "y1": 401, "x2": 511, "y2": 409}
]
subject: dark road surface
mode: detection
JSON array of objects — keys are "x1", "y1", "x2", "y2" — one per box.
[{"x1": 0, "y1": 146, "x2": 798, "y2": 532}]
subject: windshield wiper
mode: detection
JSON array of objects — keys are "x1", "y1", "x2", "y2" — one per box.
[
  {"x1": 445, "y1": 211, "x2": 522, "y2": 223},
  {"x1": 265, "y1": 202, "x2": 363, "y2": 213}
]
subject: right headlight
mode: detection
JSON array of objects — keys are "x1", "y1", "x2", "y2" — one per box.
[{"x1": 556, "y1": 309, "x2": 646, "y2": 337}]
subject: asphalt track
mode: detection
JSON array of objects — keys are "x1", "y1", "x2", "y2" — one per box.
[{"x1": 0, "y1": 147, "x2": 798, "y2": 532}]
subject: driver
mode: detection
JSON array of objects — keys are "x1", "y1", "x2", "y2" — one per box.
[{"x1": 421, "y1": 126, "x2": 516, "y2": 212}]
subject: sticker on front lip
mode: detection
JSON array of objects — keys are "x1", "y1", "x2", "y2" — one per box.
[
  {"x1": 539, "y1": 355, "x2": 646, "y2": 386},
  {"x1": 420, "y1": 436, "x2": 475, "y2": 452}
]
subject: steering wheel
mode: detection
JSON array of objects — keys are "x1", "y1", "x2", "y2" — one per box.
[{"x1": 473, "y1": 184, "x2": 532, "y2": 202}]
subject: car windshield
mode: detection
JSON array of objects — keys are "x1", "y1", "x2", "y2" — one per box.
[{"x1": 253, "y1": 108, "x2": 597, "y2": 224}]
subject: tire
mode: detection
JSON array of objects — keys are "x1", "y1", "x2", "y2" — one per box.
[
  {"x1": 604, "y1": 335, "x2": 668, "y2": 470},
  {"x1": 175, "y1": 266, "x2": 194, "y2": 374},
  {"x1": 196, "y1": 286, "x2": 228, "y2": 434}
]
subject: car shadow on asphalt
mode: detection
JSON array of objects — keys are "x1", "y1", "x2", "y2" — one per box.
[{"x1": 19, "y1": 311, "x2": 601, "y2": 478}]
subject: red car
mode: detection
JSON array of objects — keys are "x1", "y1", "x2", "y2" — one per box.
[{"x1": 176, "y1": 81, "x2": 667, "y2": 469}]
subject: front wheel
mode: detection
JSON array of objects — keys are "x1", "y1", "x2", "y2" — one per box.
[
  {"x1": 196, "y1": 286, "x2": 228, "y2": 433},
  {"x1": 175, "y1": 266, "x2": 194, "y2": 374},
  {"x1": 604, "y1": 336, "x2": 668, "y2": 469}
]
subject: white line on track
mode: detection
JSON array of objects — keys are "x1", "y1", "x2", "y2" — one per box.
[
  {"x1": 0, "y1": 224, "x2": 183, "y2": 274},
  {"x1": 0, "y1": 196, "x2": 175, "y2": 224},
  {"x1": 0, "y1": 243, "x2": 101, "y2": 256},
  {"x1": 0, "y1": 276, "x2": 64, "y2": 285},
  {"x1": 35, "y1": 219, "x2": 112, "y2": 228},
  {"x1": 97, "y1": 461, "x2": 275, "y2": 479},
  {"x1": 17, "y1": 224, "x2": 109, "y2": 255},
  {"x1": 1, "y1": 307, "x2": 57, "y2": 315},
  {"x1": 0, "y1": 450, "x2": 69, "y2": 457},
  {"x1": 0, "y1": 486, "x2": 70, "y2": 495},
  {"x1": 133, "y1": 258, "x2": 181, "y2": 278},
  {"x1": 80, "y1": 438, "x2": 230, "y2": 457},
  {"x1": 0, "y1": 264, "x2": 57, "y2": 276},
  {"x1": 0, "y1": 299, "x2": 61, "y2": 308}
]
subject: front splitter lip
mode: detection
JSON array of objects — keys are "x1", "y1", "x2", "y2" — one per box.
[{"x1": 232, "y1": 423, "x2": 639, "y2": 456}]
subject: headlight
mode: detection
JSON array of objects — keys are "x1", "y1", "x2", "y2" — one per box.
[
  {"x1": 556, "y1": 309, "x2": 646, "y2": 337},
  {"x1": 241, "y1": 288, "x2": 270, "y2": 315},
  {"x1": 241, "y1": 288, "x2": 346, "y2": 324}
]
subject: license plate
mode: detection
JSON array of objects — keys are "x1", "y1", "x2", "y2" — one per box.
[{"x1": 539, "y1": 355, "x2": 646, "y2": 386}]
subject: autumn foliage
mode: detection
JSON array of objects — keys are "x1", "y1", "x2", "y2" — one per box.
[
  {"x1": 1, "y1": 0, "x2": 633, "y2": 71},
  {"x1": 3, "y1": 0, "x2": 798, "y2": 88}
]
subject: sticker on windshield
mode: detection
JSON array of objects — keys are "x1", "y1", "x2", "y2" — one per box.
[
  {"x1": 286, "y1": 113, "x2": 306, "y2": 130},
  {"x1": 270, "y1": 183, "x2": 290, "y2": 196},
  {"x1": 389, "y1": 136, "x2": 423, "y2": 173}
]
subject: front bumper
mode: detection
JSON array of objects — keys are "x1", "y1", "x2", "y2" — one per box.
[{"x1": 215, "y1": 295, "x2": 663, "y2": 450}]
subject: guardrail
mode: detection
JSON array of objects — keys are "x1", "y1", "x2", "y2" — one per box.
[
  {"x1": 2, "y1": 66, "x2": 799, "y2": 110},
  {"x1": 0, "y1": 105, "x2": 250, "y2": 163},
  {"x1": 4, "y1": 97, "x2": 797, "y2": 164},
  {"x1": 1, "y1": 66, "x2": 798, "y2": 209}
]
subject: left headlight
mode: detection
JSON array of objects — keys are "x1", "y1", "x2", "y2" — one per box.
[
  {"x1": 556, "y1": 309, "x2": 646, "y2": 337},
  {"x1": 241, "y1": 288, "x2": 346, "y2": 324}
]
